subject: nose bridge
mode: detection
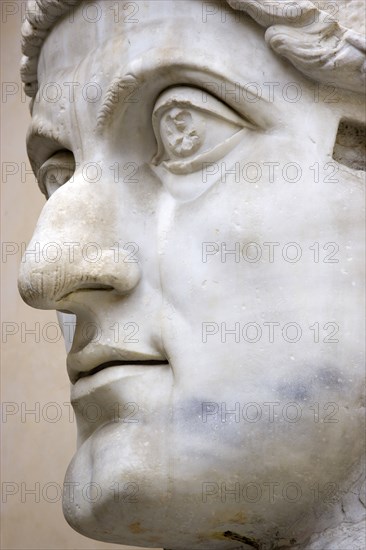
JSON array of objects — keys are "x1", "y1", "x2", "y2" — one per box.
[{"x1": 18, "y1": 171, "x2": 142, "y2": 310}]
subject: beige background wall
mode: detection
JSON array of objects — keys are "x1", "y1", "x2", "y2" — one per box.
[{"x1": 0, "y1": 3, "x2": 157, "y2": 549}]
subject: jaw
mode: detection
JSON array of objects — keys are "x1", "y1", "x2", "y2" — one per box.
[{"x1": 63, "y1": 382, "x2": 365, "y2": 549}]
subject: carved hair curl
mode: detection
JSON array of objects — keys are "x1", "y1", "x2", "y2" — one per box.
[{"x1": 21, "y1": 0, "x2": 365, "y2": 98}]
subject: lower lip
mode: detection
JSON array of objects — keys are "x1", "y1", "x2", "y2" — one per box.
[{"x1": 71, "y1": 363, "x2": 170, "y2": 401}]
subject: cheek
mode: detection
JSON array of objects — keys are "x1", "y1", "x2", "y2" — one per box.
[
  {"x1": 157, "y1": 184, "x2": 265, "y2": 390},
  {"x1": 156, "y1": 159, "x2": 294, "y2": 322},
  {"x1": 157, "y1": 149, "x2": 364, "y2": 395}
]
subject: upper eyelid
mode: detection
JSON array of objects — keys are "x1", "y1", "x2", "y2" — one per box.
[{"x1": 152, "y1": 86, "x2": 254, "y2": 128}]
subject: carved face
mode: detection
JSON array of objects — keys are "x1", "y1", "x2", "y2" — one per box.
[{"x1": 18, "y1": 1, "x2": 365, "y2": 548}]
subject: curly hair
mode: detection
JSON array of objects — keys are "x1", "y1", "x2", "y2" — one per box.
[{"x1": 20, "y1": 0, "x2": 366, "y2": 98}]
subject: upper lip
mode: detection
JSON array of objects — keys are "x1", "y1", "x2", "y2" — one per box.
[{"x1": 67, "y1": 344, "x2": 169, "y2": 384}]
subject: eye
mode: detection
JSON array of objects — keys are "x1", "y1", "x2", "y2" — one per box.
[
  {"x1": 152, "y1": 86, "x2": 253, "y2": 175},
  {"x1": 37, "y1": 151, "x2": 75, "y2": 198}
]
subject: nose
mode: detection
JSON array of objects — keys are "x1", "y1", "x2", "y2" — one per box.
[
  {"x1": 18, "y1": 243, "x2": 141, "y2": 309},
  {"x1": 18, "y1": 179, "x2": 141, "y2": 310}
]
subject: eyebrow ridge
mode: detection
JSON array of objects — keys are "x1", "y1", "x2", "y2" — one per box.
[
  {"x1": 96, "y1": 55, "x2": 273, "y2": 134},
  {"x1": 97, "y1": 73, "x2": 141, "y2": 130}
]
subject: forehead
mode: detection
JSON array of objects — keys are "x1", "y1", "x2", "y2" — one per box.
[
  {"x1": 38, "y1": 0, "x2": 272, "y2": 78},
  {"x1": 34, "y1": 0, "x2": 296, "y2": 110}
]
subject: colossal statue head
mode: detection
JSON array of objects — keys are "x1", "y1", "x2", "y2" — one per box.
[{"x1": 18, "y1": 1, "x2": 365, "y2": 548}]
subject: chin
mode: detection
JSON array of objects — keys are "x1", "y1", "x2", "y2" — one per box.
[{"x1": 62, "y1": 418, "x2": 175, "y2": 547}]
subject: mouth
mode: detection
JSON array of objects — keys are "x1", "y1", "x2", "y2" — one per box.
[
  {"x1": 76, "y1": 359, "x2": 170, "y2": 382},
  {"x1": 69, "y1": 357, "x2": 173, "y2": 442},
  {"x1": 67, "y1": 342, "x2": 170, "y2": 385}
]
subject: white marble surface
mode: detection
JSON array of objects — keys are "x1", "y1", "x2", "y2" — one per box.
[{"x1": 18, "y1": 1, "x2": 365, "y2": 549}]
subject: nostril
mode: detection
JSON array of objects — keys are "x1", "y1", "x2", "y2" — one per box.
[
  {"x1": 80, "y1": 284, "x2": 114, "y2": 290},
  {"x1": 68, "y1": 283, "x2": 115, "y2": 292},
  {"x1": 56, "y1": 284, "x2": 115, "y2": 302}
]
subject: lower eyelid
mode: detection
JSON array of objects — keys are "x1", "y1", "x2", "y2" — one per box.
[
  {"x1": 45, "y1": 178, "x2": 61, "y2": 198},
  {"x1": 162, "y1": 127, "x2": 247, "y2": 175},
  {"x1": 42, "y1": 169, "x2": 73, "y2": 198},
  {"x1": 37, "y1": 150, "x2": 75, "y2": 197}
]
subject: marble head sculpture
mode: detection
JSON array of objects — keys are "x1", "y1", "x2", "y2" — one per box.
[{"x1": 18, "y1": 1, "x2": 365, "y2": 549}]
